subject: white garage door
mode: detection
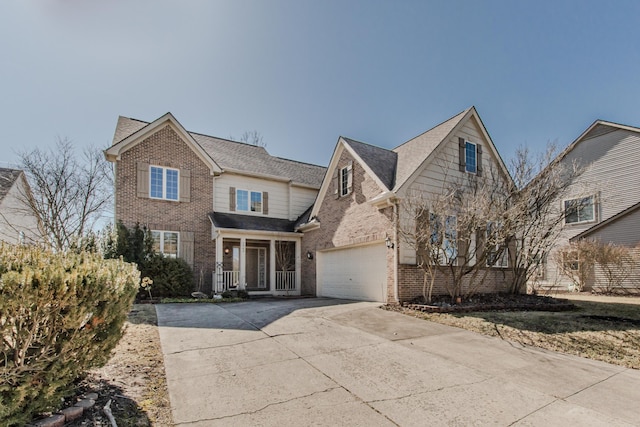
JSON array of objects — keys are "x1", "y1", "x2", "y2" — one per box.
[{"x1": 317, "y1": 243, "x2": 387, "y2": 302}]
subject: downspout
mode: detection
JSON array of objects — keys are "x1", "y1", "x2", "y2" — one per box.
[{"x1": 393, "y1": 201, "x2": 399, "y2": 304}]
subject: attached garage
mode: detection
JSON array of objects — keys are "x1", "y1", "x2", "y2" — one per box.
[{"x1": 317, "y1": 243, "x2": 387, "y2": 302}]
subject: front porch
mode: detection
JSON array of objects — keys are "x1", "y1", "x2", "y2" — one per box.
[{"x1": 213, "y1": 236, "x2": 301, "y2": 296}]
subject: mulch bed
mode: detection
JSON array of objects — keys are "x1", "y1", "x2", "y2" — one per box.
[{"x1": 400, "y1": 293, "x2": 576, "y2": 313}]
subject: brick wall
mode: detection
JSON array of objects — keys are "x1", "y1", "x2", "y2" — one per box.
[
  {"x1": 114, "y1": 125, "x2": 216, "y2": 292},
  {"x1": 301, "y1": 148, "x2": 395, "y2": 298}
]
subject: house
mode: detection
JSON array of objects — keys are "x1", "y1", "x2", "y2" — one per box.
[
  {"x1": 299, "y1": 107, "x2": 515, "y2": 303},
  {"x1": 0, "y1": 168, "x2": 41, "y2": 245},
  {"x1": 104, "y1": 113, "x2": 326, "y2": 295},
  {"x1": 534, "y1": 120, "x2": 640, "y2": 292}
]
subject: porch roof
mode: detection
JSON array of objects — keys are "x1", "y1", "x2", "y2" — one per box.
[{"x1": 209, "y1": 212, "x2": 299, "y2": 233}]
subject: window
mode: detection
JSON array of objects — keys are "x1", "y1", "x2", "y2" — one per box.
[
  {"x1": 564, "y1": 196, "x2": 595, "y2": 224},
  {"x1": 340, "y1": 165, "x2": 352, "y2": 196},
  {"x1": 150, "y1": 166, "x2": 179, "y2": 201},
  {"x1": 429, "y1": 213, "x2": 458, "y2": 264},
  {"x1": 152, "y1": 231, "x2": 179, "y2": 258},
  {"x1": 236, "y1": 190, "x2": 262, "y2": 213},
  {"x1": 486, "y1": 221, "x2": 508, "y2": 268},
  {"x1": 465, "y1": 141, "x2": 477, "y2": 173},
  {"x1": 562, "y1": 250, "x2": 580, "y2": 271}
]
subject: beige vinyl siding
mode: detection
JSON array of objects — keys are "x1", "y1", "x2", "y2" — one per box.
[
  {"x1": 290, "y1": 186, "x2": 318, "y2": 220},
  {"x1": 583, "y1": 208, "x2": 640, "y2": 248},
  {"x1": 399, "y1": 118, "x2": 504, "y2": 264},
  {"x1": 0, "y1": 176, "x2": 41, "y2": 245},
  {"x1": 215, "y1": 174, "x2": 303, "y2": 219}
]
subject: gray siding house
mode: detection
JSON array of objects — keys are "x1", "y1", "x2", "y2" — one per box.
[
  {"x1": 535, "y1": 120, "x2": 640, "y2": 291},
  {"x1": 0, "y1": 168, "x2": 41, "y2": 245}
]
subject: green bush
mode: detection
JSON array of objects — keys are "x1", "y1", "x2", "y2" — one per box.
[
  {"x1": 0, "y1": 244, "x2": 139, "y2": 426},
  {"x1": 140, "y1": 254, "x2": 194, "y2": 298}
]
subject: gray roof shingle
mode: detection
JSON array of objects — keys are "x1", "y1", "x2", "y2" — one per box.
[
  {"x1": 113, "y1": 116, "x2": 326, "y2": 188},
  {"x1": 342, "y1": 137, "x2": 397, "y2": 190},
  {"x1": 0, "y1": 168, "x2": 23, "y2": 203},
  {"x1": 209, "y1": 212, "x2": 297, "y2": 233}
]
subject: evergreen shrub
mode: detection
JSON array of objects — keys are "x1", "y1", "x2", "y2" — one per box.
[{"x1": 0, "y1": 244, "x2": 139, "y2": 426}]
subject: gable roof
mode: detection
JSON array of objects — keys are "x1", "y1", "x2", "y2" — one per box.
[
  {"x1": 0, "y1": 168, "x2": 23, "y2": 203},
  {"x1": 570, "y1": 201, "x2": 640, "y2": 242},
  {"x1": 342, "y1": 137, "x2": 397, "y2": 190},
  {"x1": 106, "y1": 114, "x2": 326, "y2": 188},
  {"x1": 392, "y1": 108, "x2": 470, "y2": 191}
]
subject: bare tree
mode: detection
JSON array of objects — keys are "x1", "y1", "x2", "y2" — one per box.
[
  {"x1": 17, "y1": 138, "x2": 112, "y2": 251},
  {"x1": 504, "y1": 143, "x2": 585, "y2": 293},
  {"x1": 230, "y1": 130, "x2": 266, "y2": 148},
  {"x1": 399, "y1": 164, "x2": 511, "y2": 302},
  {"x1": 592, "y1": 242, "x2": 635, "y2": 293},
  {"x1": 553, "y1": 240, "x2": 598, "y2": 292}
]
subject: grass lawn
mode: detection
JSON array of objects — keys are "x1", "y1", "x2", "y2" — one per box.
[{"x1": 398, "y1": 294, "x2": 640, "y2": 369}]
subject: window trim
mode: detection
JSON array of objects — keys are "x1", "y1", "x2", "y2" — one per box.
[
  {"x1": 236, "y1": 189, "x2": 263, "y2": 213},
  {"x1": 563, "y1": 195, "x2": 596, "y2": 225},
  {"x1": 151, "y1": 230, "x2": 180, "y2": 258},
  {"x1": 339, "y1": 165, "x2": 350, "y2": 196},
  {"x1": 465, "y1": 141, "x2": 477, "y2": 174},
  {"x1": 149, "y1": 165, "x2": 180, "y2": 201}
]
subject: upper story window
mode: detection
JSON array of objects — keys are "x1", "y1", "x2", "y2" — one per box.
[
  {"x1": 339, "y1": 162, "x2": 353, "y2": 197},
  {"x1": 237, "y1": 190, "x2": 262, "y2": 213},
  {"x1": 465, "y1": 142, "x2": 477, "y2": 174},
  {"x1": 150, "y1": 166, "x2": 179, "y2": 201},
  {"x1": 430, "y1": 213, "x2": 458, "y2": 265},
  {"x1": 152, "y1": 230, "x2": 179, "y2": 258},
  {"x1": 564, "y1": 196, "x2": 595, "y2": 224}
]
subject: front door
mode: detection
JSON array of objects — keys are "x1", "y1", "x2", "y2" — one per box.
[{"x1": 245, "y1": 247, "x2": 267, "y2": 289}]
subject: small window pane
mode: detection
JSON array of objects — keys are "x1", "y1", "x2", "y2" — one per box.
[
  {"x1": 340, "y1": 167, "x2": 349, "y2": 196},
  {"x1": 151, "y1": 231, "x2": 161, "y2": 253},
  {"x1": 166, "y1": 169, "x2": 179, "y2": 200},
  {"x1": 163, "y1": 232, "x2": 178, "y2": 257},
  {"x1": 150, "y1": 167, "x2": 164, "y2": 198},
  {"x1": 250, "y1": 192, "x2": 262, "y2": 212},
  {"x1": 565, "y1": 196, "x2": 594, "y2": 224},
  {"x1": 237, "y1": 190, "x2": 249, "y2": 211},
  {"x1": 465, "y1": 142, "x2": 476, "y2": 173}
]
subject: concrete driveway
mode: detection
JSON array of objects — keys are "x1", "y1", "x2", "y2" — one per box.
[{"x1": 156, "y1": 299, "x2": 640, "y2": 426}]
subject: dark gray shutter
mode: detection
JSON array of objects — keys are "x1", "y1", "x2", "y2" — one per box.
[
  {"x1": 229, "y1": 187, "x2": 236, "y2": 211},
  {"x1": 458, "y1": 138, "x2": 466, "y2": 172},
  {"x1": 179, "y1": 169, "x2": 191, "y2": 202},
  {"x1": 263, "y1": 192, "x2": 269, "y2": 215},
  {"x1": 180, "y1": 231, "x2": 194, "y2": 267},
  {"x1": 476, "y1": 145, "x2": 483, "y2": 177},
  {"x1": 137, "y1": 162, "x2": 150, "y2": 198},
  {"x1": 476, "y1": 227, "x2": 486, "y2": 266}
]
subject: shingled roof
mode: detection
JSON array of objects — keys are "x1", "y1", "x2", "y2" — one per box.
[
  {"x1": 112, "y1": 116, "x2": 326, "y2": 188},
  {"x1": 209, "y1": 212, "x2": 298, "y2": 233},
  {"x1": 342, "y1": 137, "x2": 397, "y2": 190},
  {"x1": 0, "y1": 168, "x2": 23, "y2": 203}
]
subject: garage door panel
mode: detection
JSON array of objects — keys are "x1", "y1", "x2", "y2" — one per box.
[{"x1": 317, "y1": 244, "x2": 386, "y2": 302}]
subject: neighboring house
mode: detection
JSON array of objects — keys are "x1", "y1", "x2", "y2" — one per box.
[
  {"x1": 299, "y1": 107, "x2": 515, "y2": 303},
  {"x1": 535, "y1": 120, "x2": 640, "y2": 292},
  {"x1": 105, "y1": 113, "x2": 326, "y2": 295},
  {"x1": 0, "y1": 168, "x2": 41, "y2": 245}
]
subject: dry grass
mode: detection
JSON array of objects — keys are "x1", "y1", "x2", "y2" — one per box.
[{"x1": 398, "y1": 294, "x2": 640, "y2": 369}]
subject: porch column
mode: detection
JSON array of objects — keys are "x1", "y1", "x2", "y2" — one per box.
[
  {"x1": 215, "y1": 233, "x2": 224, "y2": 293},
  {"x1": 295, "y1": 239, "x2": 301, "y2": 293},
  {"x1": 239, "y1": 237, "x2": 246, "y2": 290},
  {"x1": 270, "y1": 239, "x2": 276, "y2": 293}
]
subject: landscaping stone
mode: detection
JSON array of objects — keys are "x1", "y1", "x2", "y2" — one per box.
[
  {"x1": 74, "y1": 398, "x2": 96, "y2": 409},
  {"x1": 31, "y1": 414, "x2": 65, "y2": 427},
  {"x1": 84, "y1": 392, "x2": 99, "y2": 400},
  {"x1": 60, "y1": 405, "x2": 84, "y2": 421}
]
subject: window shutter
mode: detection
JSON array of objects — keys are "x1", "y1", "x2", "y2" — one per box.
[
  {"x1": 333, "y1": 168, "x2": 339, "y2": 199},
  {"x1": 179, "y1": 169, "x2": 191, "y2": 202},
  {"x1": 458, "y1": 138, "x2": 466, "y2": 172},
  {"x1": 347, "y1": 161, "x2": 353, "y2": 194},
  {"x1": 476, "y1": 227, "x2": 486, "y2": 265},
  {"x1": 476, "y1": 145, "x2": 483, "y2": 177},
  {"x1": 180, "y1": 231, "x2": 194, "y2": 267},
  {"x1": 263, "y1": 192, "x2": 269, "y2": 215},
  {"x1": 137, "y1": 162, "x2": 150, "y2": 198},
  {"x1": 229, "y1": 187, "x2": 236, "y2": 211}
]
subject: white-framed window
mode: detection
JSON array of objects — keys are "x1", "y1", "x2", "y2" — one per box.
[
  {"x1": 151, "y1": 230, "x2": 179, "y2": 258},
  {"x1": 236, "y1": 189, "x2": 262, "y2": 213},
  {"x1": 430, "y1": 213, "x2": 458, "y2": 265},
  {"x1": 486, "y1": 221, "x2": 508, "y2": 268},
  {"x1": 465, "y1": 141, "x2": 477, "y2": 174},
  {"x1": 340, "y1": 164, "x2": 352, "y2": 196},
  {"x1": 562, "y1": 250, "x2": 580, "y2": 271},
  {"x1": 150, "y1": 166, "x2": 179, "y2": 201},
  {"x1": 564, "y1": 196, "x2": 595, "y2": 224}
]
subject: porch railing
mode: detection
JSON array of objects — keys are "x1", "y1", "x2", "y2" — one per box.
[
  {"x1": 275, "y1": 270, "x2": 296, "y2": 291},
  {"x1": 215, "y1": 270, "x2": 239, "y2": 293}
]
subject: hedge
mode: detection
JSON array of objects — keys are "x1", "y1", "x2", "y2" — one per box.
[{"x1": 0, "y1": 244, "x2": 140, "y2": 426}]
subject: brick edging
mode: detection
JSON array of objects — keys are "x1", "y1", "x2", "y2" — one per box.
[{"x1": 28, "y1": 394, "x2": 97, "y2": 427}]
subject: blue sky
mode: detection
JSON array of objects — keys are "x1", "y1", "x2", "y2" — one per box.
[{"x1": 1, "y1": 0, "x2": 639, "y2": 169}]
